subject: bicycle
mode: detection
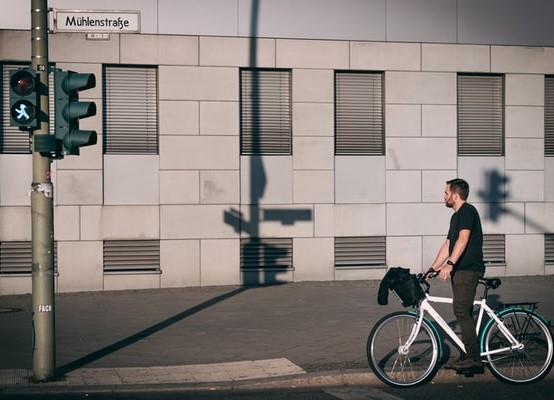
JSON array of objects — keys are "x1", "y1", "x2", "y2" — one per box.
[{"x1": 367, "y1": 269, "x2": 554, "y2": 388}]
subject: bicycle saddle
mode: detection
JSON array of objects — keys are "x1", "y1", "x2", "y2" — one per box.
[{"x1": 481, "y1": 277, "x2": 502, "y2": 289}]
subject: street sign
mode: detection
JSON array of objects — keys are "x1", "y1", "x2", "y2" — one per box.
[{"x1": 50, "y1": 9, "x2": 140, "y2": 33}]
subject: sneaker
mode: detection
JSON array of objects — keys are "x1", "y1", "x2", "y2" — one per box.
[{"x1": 452, "y1": 357, "x2": 484, "y2": 375}]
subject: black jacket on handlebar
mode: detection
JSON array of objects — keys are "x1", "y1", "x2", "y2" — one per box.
[{"x1": 377, "y1": 267, "x2": 412, "y2": 305}]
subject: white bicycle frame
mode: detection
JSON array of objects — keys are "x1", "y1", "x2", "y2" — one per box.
[{"x1": 402, "y1": 292, "x2": 524, "y2": 358}]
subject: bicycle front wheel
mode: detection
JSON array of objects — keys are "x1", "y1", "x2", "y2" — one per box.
[
  {"x1": 483, "y1": 309, "x2": 554, "y2": 384},
  {"x1": 367, "y1": 311, "x2": 440, "y2": 388}
]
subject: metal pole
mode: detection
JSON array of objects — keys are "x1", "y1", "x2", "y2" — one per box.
[{"x1": 30, "y1": 0, "x2": 55, "y2": 381}]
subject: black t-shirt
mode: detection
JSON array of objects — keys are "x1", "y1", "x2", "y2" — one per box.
[{"x1": 447, "y1": 202, "x2": 485, "y2": 273}]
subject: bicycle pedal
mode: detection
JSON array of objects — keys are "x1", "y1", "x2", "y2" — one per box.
[{"x1": 456, "y1": 365, "x2": 484, "y2": 377}]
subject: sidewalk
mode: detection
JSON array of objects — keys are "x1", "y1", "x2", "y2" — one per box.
[{"x1": 1, "y1": 276, "x2": 554, "y2": 394}]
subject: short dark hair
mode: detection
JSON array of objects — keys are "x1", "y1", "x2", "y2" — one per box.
[{"x1": 447, "y1": 178, "x2": 469, "y2": 200}]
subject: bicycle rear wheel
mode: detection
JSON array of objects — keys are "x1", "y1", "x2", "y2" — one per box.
[
  {"x1": 367, "y1": 311, "x2": 440, "y2": 388},
  {"x1": 483, "y1": 309, "x2": 554, "y2": 384}
]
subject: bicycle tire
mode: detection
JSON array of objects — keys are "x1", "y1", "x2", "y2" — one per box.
[
  {"x1": 482, "y1": 308, "x2": 554, "y2": 384},
  {"x1": 367, "y1": 311, "x2": 441, "y2": 388}
]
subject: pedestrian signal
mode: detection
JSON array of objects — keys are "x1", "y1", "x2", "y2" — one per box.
[{"x1": 9, "y1": 68, "x2": 39, "y2": 129}]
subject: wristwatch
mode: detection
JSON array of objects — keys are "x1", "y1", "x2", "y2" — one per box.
[{"x1": 446, "y1": 260, "x2": 454, "y2": 266}]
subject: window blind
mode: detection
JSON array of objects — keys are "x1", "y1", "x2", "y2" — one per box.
[
  {"x1": 240, "y1": 238, "x2": 293, "y2": 269},
  {"x1": 545, "y1": 234, "x2": 554, "y2": 264},
  {"x1": 103, "y1": 66, "x2": 158, "y2": 155},
  {"x1": 335, "y1": 71, "x2": 384, "y2": 155},
  {"x1": 240, "y1": 69, "x2": 292, "y2": 155},
  {"x1": 103, "y1": 240, "x2": 160, "y2": 273},
  {"x1": 457, "y1": 74, "x2": 504, "y2": 156},
  {"x1": 545, "y1": 76, "x2": 554, "y2": 156},
  {"x1": 0, "y1": 241, "x2": 57, "y2": 275},
  {"x1": 483, "y1": 234, "x2": 505, "y2": 265}
]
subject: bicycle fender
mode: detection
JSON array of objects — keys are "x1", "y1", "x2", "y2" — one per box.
[{"x1": 407, "y1": 310, "x2": 444, "y2": 355}]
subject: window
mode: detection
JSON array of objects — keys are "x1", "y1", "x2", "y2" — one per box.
[
  {"x1": 545, "y1": 76, "x2": 554, "y2": 156},
  {"x1": 103, "y1": 66, "x2": 158, "y2": 155},
  {"x1": 483, "y1": 234, "x2": 506, "y2": 266},
  {"x1": 335, "y1": 71, "x2": 384, "y2": 155},
  {"x1": 457, "y1": 74, "x2": 504, "y2": 156},
  {"x1": 240, "y1": 69, "x2": 292, "y2": 155},
  {"x1": 103, "y1": 240, "x2": 160, "y2": 273},
  {"x1": 240, "y1": 238, "x2": 293, "y2": 269},
  {"x1": 546, "y1": 234, "x2": 554, "y2": 265},
  {"x1": 335, "y1": 236, "x2": 386, "y2": 269},
  {"x1": 1, "y1": 63, "x2": 32, "y2": 154},
  {"x1": 0, "y1": 241, "x2": 57, "y2": 275}
]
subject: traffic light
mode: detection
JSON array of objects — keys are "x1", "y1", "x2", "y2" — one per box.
[
  {"x1": 9, "y1": 68, "x2": 40, "y2": 129},
  {"x1": 54, "y1": 69, "x2": 97, "y2": 156}
]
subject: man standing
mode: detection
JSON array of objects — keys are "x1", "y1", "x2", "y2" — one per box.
[{"x1": 430, "y1": 178, "x2": 485, "y2": 374}]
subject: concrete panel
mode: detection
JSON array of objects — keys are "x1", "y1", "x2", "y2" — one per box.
[
  {"x1": 200, "y1": 239, "x2": 240, "y2": 286},
  {"x1": 386, "y1": 0, "x2": 457, "y2": 43},
  {"x1": 422, "y1": 44, "x2": 490, "y2": 72},
  {"x1": 314, "y1": 204, "x2": 334, "y2": 238},
  {"x1": 335, "y1": 156, "x2": 386, "y2": 204},
  {"x1": 0, "y1": 207, "x2": 31, "y2": 241},
  {"x1": 386, "y1": 171, "x2": 421, "y2": 203},
  {"x1": 422, "y1": 105, "x2": 457, "y2": 137},
  {"x1": 56, "y1": 170, "x2": 103, "y2": 206},
  {"x1": 159, "y1": 66, "x2": 238, "y2": 101},
  {"x1": 276, "y1": 39, "x2": 349, "y2": 69},
  {"x1": 200, "y1": 171, "x2": 240, "y2": 204},
  {"x1": 386, "y1": 105, "x2": 421, "y2": 137},
  {"x1": 161, "y1": 205, "x2": 237, "y2": 239},
  {"x1": 0, "y1": 30, "x2": 30, "y2": 60},
  {"x1": 121, "y1": 35, "x2": 198, "y2": 65},
  {"x1": 386, "y1": 72, "x2": 456, "y2": 104},
  {"x1": 457, "y1": 157, "x2": 505, "y2": 201},
  {"x1": 506, "y1": 235, "x2": 544, "y2": 276},
  {"x1": 505, "y1": 107, "x2": 544, "y2": 139},
  {"x1": 422, "y1": 170, "x2": 457, "y2": 203},
  {"x1": 387, "y1": 203, "x2": 451, "y2": 236},
  {"x1": 104, "y1": 274, "x2": 161, "y2": 291},
  {"x1": 293, "y1": 69, "x2": 334, "y2": 103},
  {"x1": 240, "y1": 156, "x2": 293, "y2": 205},
  {"x1": 200, "y1": 102, "x2": 239, "y2": 136},
  {"x1": 505, "y1": 170, "x2": 544, "y2": 202},
  {"x1": 161, "y1": 240, "x2": 200, "y2": 288},
  {"x1": 293, "y1": 171, "x2": 334, "y2": 204},
  {"x1": 54, "y1": 206, "x2": 80, "y2": 241},
  {"x1": 293, "y1": 137, "x2": 334, "y2": 170},
  {"x1": 525, "y1": 203, "x2": 554, "y2": 233},
  {"x1": 160, "y1": 171, "x2": 199, "y2": 205},
  {"x1": 160, "y1": 136, "x2": 239, "y2": 170},
  {"x1": 387, "y1": 236, "x2": 423, "y2": 271},
  {"x1": 505, "y1": 139, "x2": 543, "y2": 170},
  {"x1": 386, "y1": 138, "x2": 456, "y2": 170},
  {"x1": 293, "y1": 103, "x2": 334, "y2": 137},
  {"x1": 81, "y1": 206, "x2": 160, "y2": 241},
  {"x1": 0, "y1": 276, "x2": 32, "y2": 296},
  {"x1": 104, "y1": 155, "x2": 159, "y2": 205},
  {"x1": 57, "y1": 241, "x2": 103, "y2": 293},
  {"x1": 0, "y1": 155, "x2": 31, "y2": 206},
  {"x1": 240, "y1": 205, "x2": 314, "y2": 238},
  {"x1": 159, "y1": 101, "x2": 199, "y2": 136},
  {"x1": 422, "y1": 235, "x2": 448, "y2": 269},
  {"x1": 50, "y1": 33, "x2": 119, "y2": 63},
  {"x1": 293, "y1": 238, "x2": 334, "y2": 281},
  {"x1": 505, "y1": 74, "x2": 544, "y2": 106},
  {"x1": 200, "y1": 36, "x2": 275, "y2": 67},
  {"x1": 334, "y1": 204, "x2": 386, "y2": 236},
  {"x1": 478, "y1": 202, "x2": 525, "y2": 235},
  {"x1": 491, "y1": 46, "x2": 554, "y2": 74},
  {"x1": 350, "y1": 42, "x2": 420, "y2": 71}
]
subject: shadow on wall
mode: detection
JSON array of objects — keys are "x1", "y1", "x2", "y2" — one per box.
[
  {"x1": 223, "y1": 0, "x2": 312, "y2": 286},
  {"x1": 477, "y1": 169, "x2": 547, "y2": 233}
]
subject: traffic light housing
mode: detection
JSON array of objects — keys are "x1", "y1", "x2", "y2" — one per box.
[
  {"x1": 54, "y1": 69, "x2": 97, "y2": 156},
  {"x1": 9, "y1": 68, "x2": 40, "y2": 129}
]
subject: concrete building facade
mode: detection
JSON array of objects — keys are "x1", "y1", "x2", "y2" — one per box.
[{"x1": 1, "y1": 0, "x2": 553, "y2": 294}]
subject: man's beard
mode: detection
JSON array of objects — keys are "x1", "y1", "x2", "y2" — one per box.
[{"x1": 445, "y1": 200, "x2": 454, "y2": 208}]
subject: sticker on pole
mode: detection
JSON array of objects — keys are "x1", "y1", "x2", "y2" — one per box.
[{"x1": 50, "y1": 9, "x2": 141, "y2": 33}]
